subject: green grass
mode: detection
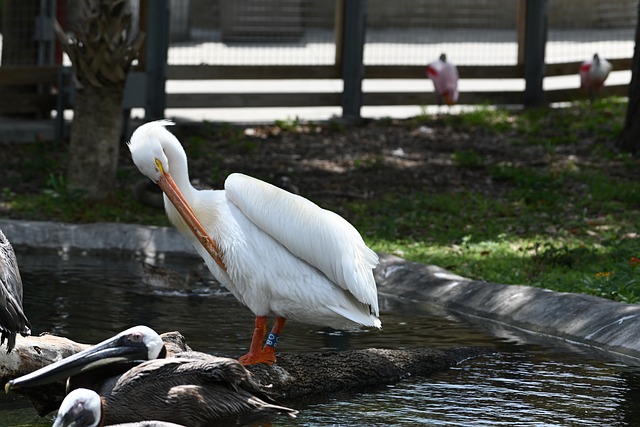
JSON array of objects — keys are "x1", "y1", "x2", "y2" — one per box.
[
  {"x1": 352, "y1": 98, "x2": 639, "y2": 303},
  {"x1": 6, "y1": 189, "x2": 168, "y2": 225},
  {"x1": 3, "y1": 172, "x2": 168, "y2": 226},
  {"x1": 274, "y1": 116, "x2": 302, "y2": 132},
  {"x1": 2, "y1": 97, "x2": 639, "y2": 304}
]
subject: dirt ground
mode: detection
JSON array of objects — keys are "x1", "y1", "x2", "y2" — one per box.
[
  {"x1": 172, "y1": 119, "x2": 498, "y2": 203},
  {"x1": 0, "y1": 113, "x2": 630, "y2": 222},
  {"x1": 166, "y1": 116, "x2": 609, "y2": 209}
]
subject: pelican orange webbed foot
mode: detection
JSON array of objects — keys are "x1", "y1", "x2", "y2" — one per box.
[
  {"x1": 238, "y1": 316, "x2": 286, "y2": 365},
  {"x1": 128, "y1": 121, "x2": 382, "y2": 365}
]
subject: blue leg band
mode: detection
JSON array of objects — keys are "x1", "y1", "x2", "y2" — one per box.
[{"x1": 265, "y1": 332, "x2": 280, "y2": 348}]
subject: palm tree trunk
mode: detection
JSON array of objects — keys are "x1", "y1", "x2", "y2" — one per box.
[
  {"x1": 56, "y1": 0, "x2": 145, "y2": 201},
  {"x1": 66, "y1": 86, "x2": 124, "y2": 200}
]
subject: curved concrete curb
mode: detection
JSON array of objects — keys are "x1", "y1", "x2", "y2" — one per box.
[
  {"x1": 375, "y1": 254, "x2": 640, "y2": 363},
  {"x1": 0, "y1": 219, "x2": 197, "y2": 257},
  {"x1": 2, "y1": 219, "x2": 639, "y2": 363}
]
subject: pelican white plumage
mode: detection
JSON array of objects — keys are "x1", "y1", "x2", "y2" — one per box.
[
  {"x1": 426, "y1": 53, "x2": 459, "y2": 106},
  {"x1": 0, "y1": 230, "x2": 31, "y2": 352},
  {"x1": 127, "y1": 121, "x2": 381, "y2": 365}
]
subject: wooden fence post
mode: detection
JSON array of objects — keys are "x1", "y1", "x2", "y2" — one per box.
[
  {"x1": 340, "y1": 0, "x2": 366, "y2": 121},
  {"x1": 143, "y1": 0, "x2": 169, "y2": 120},
  {"x1": 334, "y1": 0, "x2": 345, "y2": 71},
  {"x1": 516, "y1": 0, "x2": 526, "y2": 65},
  {"x1": 523, "y1": 0, "x2": 548, "y2": 107}
]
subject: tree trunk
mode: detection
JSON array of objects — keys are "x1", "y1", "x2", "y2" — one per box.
[
  {"x1": 0, "y1": 331, "x2": 490, "y2": 417},
  {"x1": 66, "y1": 85, "x2": 124, "y2": 199},
  {"x1": 247, "y1": 346, "x2": 489, "y2": 402},
  {"x1": 617, "y1": 1, "x2": 640, "y2": 154},
  {"x1": 55, "y1": 0, "x2": 145, "y2": 200}
]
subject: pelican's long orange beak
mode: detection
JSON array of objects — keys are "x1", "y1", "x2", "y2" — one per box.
[{"x1": 155, "y1": 163, "x2": 226, "y2": 271}]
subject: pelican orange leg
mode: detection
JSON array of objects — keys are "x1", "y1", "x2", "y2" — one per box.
[{"x1": 238, "y1": 316, "x2": 287, "y2": 365}]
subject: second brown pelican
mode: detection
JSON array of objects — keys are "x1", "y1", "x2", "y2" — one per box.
[
  {"x1": 0, "y1": 229, "x2": 31, "y2": 352},
  {"x1": 53, "y1": 388, "x2": 186, "y2": 427},
  {"x1": 7, "y1": 326, "x2": 297, "y2": 426}
]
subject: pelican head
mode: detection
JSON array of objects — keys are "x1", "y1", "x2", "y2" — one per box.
[
  {"x1": 128, "y1": 120, "x2": 227, "y2": 272},
  {"x1": 6, "y1": 325, "x2": 165, "y2": 392},
  {"x1": 52, "y1": 388, "x2": 101, "y2": 427},
  {"x1": 128, "y1": 120, "x2": 177, "y2": 183}
]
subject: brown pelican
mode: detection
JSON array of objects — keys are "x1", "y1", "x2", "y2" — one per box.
[
  {"x1": 7, "y1": 326, "x2": 297, "y2": 426},
  {"x1": 0, "y1": 229, "x2": 31, "y2": 352},
  {"x1": 53, "y1": 388, "x2": 185, "y2": 427}
]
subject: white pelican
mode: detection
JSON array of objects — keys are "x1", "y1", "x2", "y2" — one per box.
[
  {"x1": 8, "y1": 326, "x2": 298, "y2": 426},
  {"x1": 127, "y1": 120, "x2": 381, "y2": 365},
  {"x1": 0, "y1": 229, "x2": 31, "y2": 352}
]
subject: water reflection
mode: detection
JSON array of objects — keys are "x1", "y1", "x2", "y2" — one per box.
[{"x1": 3, "y1": 250, "x2": 640, "y2": 426}]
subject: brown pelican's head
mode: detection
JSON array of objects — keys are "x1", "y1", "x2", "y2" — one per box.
[
  {"x1": 52, "y1": 388, "x2": 102, "y2": 427},
  {"x1": 5, "y1": 325, "x2": 166, "y2": 392}
]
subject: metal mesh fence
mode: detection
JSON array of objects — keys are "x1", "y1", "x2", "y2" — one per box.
[
  {"x1": 364, "y1": 0, "x2": 518, "y2": 66},
  {"x1": 166, "y1": 0, "x2": 636, "y2": 67},
  {"x1": 546, "y1": 1, "x2": 636, "y2": 63},
  {"x1": 1, "y1": 1, "x2": 636, "y2": 68},
  {"x1": 0, "y1": 1, "x2": 63, "y2": 66},
  {"x1": 364, "y1": 0, "x2": 636, "y2": 66},
  {"x1": 168, "y1": 0, "x2": 336, "y2": 65}
]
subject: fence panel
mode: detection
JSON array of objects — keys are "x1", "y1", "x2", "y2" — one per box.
[
  {"x1": 168, "y1": 0, "x2": 337, "y2": 66},
  {"x1": 546, "y1": 0, "x2": 635, "y2": 64},
  {"x1": 0, "y1": 0, "x2": 636, "y2": 124},
  {"x1": 364, "y1": 0, "x2": 519, "y2": 66}
]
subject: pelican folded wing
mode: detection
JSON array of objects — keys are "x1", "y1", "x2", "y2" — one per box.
[{"x1": 224, "y1": 173, "x2": 380, "y2": 317}]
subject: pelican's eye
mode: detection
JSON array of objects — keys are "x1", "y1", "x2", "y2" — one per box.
[
  {"x1": 130, "y1": 332, "x2": 143, "y2": 343},
  {"x1": 155, "y1": 158, "x2": 165, "y2": 174}
]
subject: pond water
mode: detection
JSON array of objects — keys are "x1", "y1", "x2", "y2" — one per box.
[{"x1": 2, "y1": 250, "x2": 640, "y2": 426}]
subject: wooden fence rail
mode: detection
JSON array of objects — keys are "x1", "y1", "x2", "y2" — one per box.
[
  {"x1": 163, "y1": 59, "x2": 631, "y2": 111},
  {"x1": 0, "y1": 66, "x2": 59, "y2": 114}
]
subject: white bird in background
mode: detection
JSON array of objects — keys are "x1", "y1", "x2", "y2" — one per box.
[
  {"x1": 579, "y1": 53, "x2": 612, "y2": 100},
  {"x1": 426, "y1": 53, "x2": 459, "y2": 107},
  {"x1": 0, "y1": 230, "x2": 30, "y2": 352},
  {"x1": 128, "y1": 121, "x2": 381, "y2": 365}
]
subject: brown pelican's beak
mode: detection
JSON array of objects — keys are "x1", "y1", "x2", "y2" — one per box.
[
  {"x1": 5, "y1": 325, "x2": 163, "y2": 392},
  {"x1": 155, "y1": 164, "x2": 226, "y2": 271}
]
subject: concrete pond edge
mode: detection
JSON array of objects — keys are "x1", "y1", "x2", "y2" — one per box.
[{"x1": 2, "y1": 218, "x2": 639, "y2": 365}]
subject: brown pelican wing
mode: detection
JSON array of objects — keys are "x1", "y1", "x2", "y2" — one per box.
[
  {"x1": 103, "y1": 352, "x2": 296, "y2": 426},
  {"x1": 0, "y1": 230, "x2": 30, "y2": 352}
]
